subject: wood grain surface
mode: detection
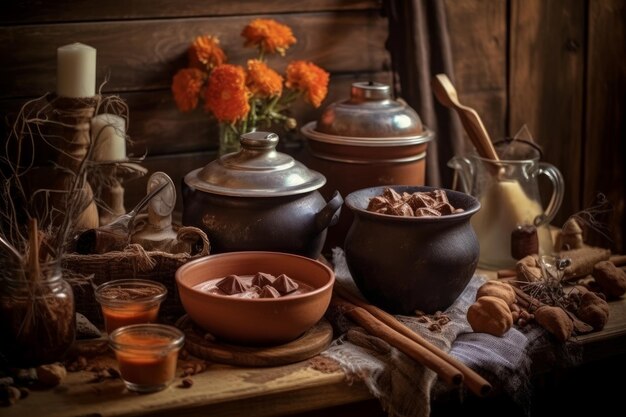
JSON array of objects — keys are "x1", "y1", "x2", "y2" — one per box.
[
  {"x1": 509, "y1": 0, "x2": 586, "y2": 228},
  {"x1": 178, "y1": 316, "x2": 334, "y2": 367}
]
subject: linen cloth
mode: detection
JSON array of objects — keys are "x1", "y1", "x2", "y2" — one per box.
[{"x1": 322, "y1": 248, "x2": 533, "y2": 417}]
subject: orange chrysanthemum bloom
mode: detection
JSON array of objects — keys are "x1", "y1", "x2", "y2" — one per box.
[
  {"x1": 246, "y1": 59, "x2": 283, "y2": 98},
  {"x1": 285, "y1": 61, "x2": 329, "y2": 108},
  {"x1": 171, "y1": 68, "x2": 205, "y2": 112},
  {"x1": 204, "y1": 64, "x2": 251, "y2": 123},
  {"x1": 188, "y1": 35, "x2": 227, "y2": 71},
  {"x1": 241, "y1": 19, "x2": 296, "y2": 56}
]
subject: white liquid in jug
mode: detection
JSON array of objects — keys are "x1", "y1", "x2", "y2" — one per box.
[{"x1": 471, "y1": 180, "x2": 553, "y2": 269}]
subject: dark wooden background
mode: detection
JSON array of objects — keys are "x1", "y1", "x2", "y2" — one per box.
[{"x1": 1, "y1": 0, "x2": 624, "y2": 251}]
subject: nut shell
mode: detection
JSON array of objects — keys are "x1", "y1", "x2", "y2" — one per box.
[
  {"x1": 467, "y1": 296, "x2": 513, "y2": 337},
  {"x1": 476, "y1": 280, "x2": 516, "y2": 306}
]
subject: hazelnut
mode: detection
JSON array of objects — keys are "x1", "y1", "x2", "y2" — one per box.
[
  {"x1": 592, "y1": 261, "x2": 626, "y2": 298},
  {"x1": 36, "y1": 363, "x2": 67, "y2": 387},
  {"x1": 576, "y1": 291, "x2": 610, "y2": 330},
  {"x1": 467, "y1": 296, "x2": 513, "y2": 337},
  {"x1": 476, "y1": 281, "x2": 516, "y2": 306}
]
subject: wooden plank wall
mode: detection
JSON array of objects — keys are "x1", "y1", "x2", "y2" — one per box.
[{"x1": 0, "y1": 0, "x2": 623, "y2": 251}]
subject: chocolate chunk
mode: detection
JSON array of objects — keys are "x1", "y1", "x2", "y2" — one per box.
[
  {"x1": 414, "y1": 207, "x2": 442, "y2": 217},
  {"x1": 272, "y1": 274, "x2": 299, "y2": 294},
  {"x1": 389, "y1": 203, "x2": 414, "y2": 217},
  {"x1": 367, "y1": 196, "x2": 390, "y2": 214},
  {"x1": 382, "y1": 188, "x2": 403, "y2": 204},
  {"x1": 76, "y1": 313, "x2": 102, "y2": 340},
  {"x1": 405, "y1": 194, "x2": 432, "y2": 210},
  {"x1": 252, "y1": 272, "x2": 275, "y2": 287},
  {"x1": 259, "y1": 286, "x2": 281, "y2": 299},
  {"x1": 425, "y1": 189, "x2": 449, "y2": 204},
  {"x1": 216, "y1": 274, "x2": 247, "y2": 295},
  {"x1": 433, "y1": 202, "x2": 454, "y2": 215}
]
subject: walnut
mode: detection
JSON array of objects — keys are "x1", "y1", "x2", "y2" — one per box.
[
  {"x1": 36, "y1": 363, "x2": 67, "y2": 387},
  {"x1": 592, "y1": 261, "x2": 626, "y2": 299},
  {"x1": 467, "y1": 296, "x2": 513, "y2": 337},
  {"x1": 476, "y1": 280, "x2": 516, "y2": 306},
  {"x1": 534, "y1": 306, "x2": 573, "y2": 342},
  {"x1": 576, "y1": 291, "x2": 610, "y2": 331}
]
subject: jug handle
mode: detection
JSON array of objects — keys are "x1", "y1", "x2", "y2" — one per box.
[
  {"x1": 534, "y1": 162, "x2": 565, "y2": 226},
  {"x1": 314, "y1": 191, "x2": 343, "y2": 233},
  {"x1": 447, "y1": 156, "x2": 473, "y2": 193}
]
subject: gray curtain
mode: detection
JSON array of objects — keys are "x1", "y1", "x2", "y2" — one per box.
[{"x1": 383, "y1": 0, "x2": 465, "y2": 188}]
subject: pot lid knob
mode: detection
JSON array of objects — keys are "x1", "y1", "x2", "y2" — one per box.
[{"x1": 241, "y1": 131, "x2": 279, "y2": 150}]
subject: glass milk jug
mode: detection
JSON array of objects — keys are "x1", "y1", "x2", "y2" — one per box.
[{"x1": 448, "y1": 139, "x2": 564, "y2": 269}]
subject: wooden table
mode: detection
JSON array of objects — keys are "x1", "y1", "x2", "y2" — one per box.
[{"x1": 4, "y1": 271, "x2": 626, "y2": 417}]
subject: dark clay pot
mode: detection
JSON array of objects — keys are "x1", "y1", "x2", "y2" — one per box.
[
  {"x1": 344, "y1": 185, "x2": 480, "y2": 314},
  {"x1": 182, "y1": 187, "x2": 342, "y2": 259},
  {"x1": 182, "y1": 131, "x2": 343, "y2": 259}
]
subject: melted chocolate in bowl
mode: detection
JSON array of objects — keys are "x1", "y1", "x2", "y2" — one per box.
[{"x1": 193, "y1": 273, "x2": 314, "y2": 299}]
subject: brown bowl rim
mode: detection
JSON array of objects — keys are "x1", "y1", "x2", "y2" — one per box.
[{"x1": 175, "y1": 251, "x2": 335, "y2": 303}]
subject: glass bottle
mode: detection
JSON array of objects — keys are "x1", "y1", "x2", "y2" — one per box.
[{"x1": 0, "y1": 263, "x2": 76, "y2": 367}]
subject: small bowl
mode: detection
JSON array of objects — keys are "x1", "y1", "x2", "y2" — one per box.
[
  {"x1": 344, "y1": 185, "x2": 481, "y2": 314},
  {"x1": 95, "y1": 279, "x2": 167, "y2": 334},
  {"x1": 109, "y1": 324, "x2": 184, "y2": 393},
  {"x1": 175, "y1": 251, "x2": 334, "y2": 345}
]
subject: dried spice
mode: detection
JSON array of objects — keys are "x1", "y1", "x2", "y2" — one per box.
[
  {"x1": 534, "y1": 306, "x2": 573, "y2": 343},
  {"x1": 576, "y1": 291, "x2": 609, "y2": 331}
]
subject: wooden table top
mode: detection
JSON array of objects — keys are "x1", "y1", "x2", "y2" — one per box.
[{"x1": 4, "y1": 269, "x2": 625, "y2": 417}]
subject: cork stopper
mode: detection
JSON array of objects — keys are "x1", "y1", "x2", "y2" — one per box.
[{"x1": 511, "y1": 225, "x2": 539, "y2": 260}]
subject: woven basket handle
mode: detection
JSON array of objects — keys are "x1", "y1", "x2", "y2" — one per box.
[{"x1": 176, "y1": 226, "x2": 210, "y2": 257}]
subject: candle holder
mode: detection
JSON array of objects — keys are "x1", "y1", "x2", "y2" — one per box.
[{"x1": 49, "y1": 95, "x2": 101, "y2": 230}]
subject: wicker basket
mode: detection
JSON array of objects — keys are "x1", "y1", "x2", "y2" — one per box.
[{"x1": 63, "y1": 226, "x2": 210, "y2": 326}]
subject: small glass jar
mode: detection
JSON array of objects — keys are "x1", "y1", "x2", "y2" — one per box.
[
  {"x1": 109, "y1": 324, "x2": 184, "y2": 393},
  {"x1": 95, "y1": 279, "x2": 167, "y2": 334},
  {"x1": 0, "y1": 264, "x2": 76, "y2": 367}
]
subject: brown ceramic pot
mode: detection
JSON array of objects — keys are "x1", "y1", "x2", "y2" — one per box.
[
  {"x1": 301, "y1": 82, "x2": 434, "y2": 250},
  {"x1": 182, "y1": 132, "x2": 343, "y2": 259},
  {"x1": 344, "y1": 185, "x2": 480, "y2": 314},
  {"x1": 175, "y1": 251, "x2": 334, "y2": 345}
]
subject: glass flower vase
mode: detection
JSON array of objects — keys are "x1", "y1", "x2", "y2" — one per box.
[{"x1": 218, "y1": 124, "x2": 242, "y2": 156}]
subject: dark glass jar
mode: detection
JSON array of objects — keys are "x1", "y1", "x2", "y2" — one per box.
[{"x1": 0, "y1": 264, "x2": 76, "y2": 367}]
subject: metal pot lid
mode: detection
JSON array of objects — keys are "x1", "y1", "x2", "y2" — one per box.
[
  {"x1": 184, "y1": 131, "x2": 326, "y2": 197},
  {"x1": 303, "y1": 81, "x2": 432, "y2": 146}
]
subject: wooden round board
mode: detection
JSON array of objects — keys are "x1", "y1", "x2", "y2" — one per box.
[{"x1": 176, "y1": 315, "x2": 334, "y2": 367}]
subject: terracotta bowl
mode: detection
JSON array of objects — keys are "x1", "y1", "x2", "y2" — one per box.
[
  {"x1": 175, "y1": 251, "x2": 334, "y2": 345},
  {"x1": 344, "y1": 185, "x2": 481, "y2": 314}
]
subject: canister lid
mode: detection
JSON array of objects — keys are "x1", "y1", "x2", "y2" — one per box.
[
  {"x1": 301, "y1": 81, "x2": 432, "y2": 147},
  {"x1": 184, "y1": 131, "x2": 326, "y2": 197}
]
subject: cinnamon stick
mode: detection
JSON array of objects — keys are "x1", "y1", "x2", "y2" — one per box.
[
  {"x1": 331, "y1": 296, "x2": 464, "y2": 388},
  {"x1": 334, "y1": 286, "x2": 491, "y2": 397}
]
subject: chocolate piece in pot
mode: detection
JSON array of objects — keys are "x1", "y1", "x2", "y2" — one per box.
[
  {"x1": 216, "y1": 274, "x2": 247, "y2": 295},
  {"x1": 272, "y1": 274, "x2": 300, "y2": 294},
  {"x1": 414, "y1": 207, "x2": 442, "y2": 217},
  {"x1": 383, "y1": 187, "x2": 403, "y2": 204},
  {"x1": 405, "y1": 193, "x2": 431, "y2": 210},
  {"x1": 389, "y1": 203, "x2": 414, "y2": 217},
  {"x1": 367, "y1": 196, "x2": 390, "y2": 214},
  {"x1": 433, "y1": 202, "x2": 454, "y2": 215},
  {"x1": 259, "y1": 286, "x2": 281, "y2": 299},
  {"x1": 426, "y1": 189, "x2": 449, "y2": 205},
  {"x1": 252, "y1": 272, "x2": 275, "y2": 287}
]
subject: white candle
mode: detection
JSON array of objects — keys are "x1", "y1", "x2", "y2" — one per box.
[
  {"x1": 91, "y1": 114, "x2": 127, "y2": 161},
  {"x1": 57, "y1": 43, "x2": 96, "y2": 98}
]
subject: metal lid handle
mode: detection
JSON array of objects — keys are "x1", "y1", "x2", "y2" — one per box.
[{"x1": 241, "y1": 131, "x2": 279, "y2": 150}]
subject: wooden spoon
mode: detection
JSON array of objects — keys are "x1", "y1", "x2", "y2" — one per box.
[{"x1": 431, "y1": 74, "x2": 500, "y2": 162}]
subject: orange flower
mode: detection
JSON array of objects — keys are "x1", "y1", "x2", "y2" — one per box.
[
  {"x1": 246, "y1": 59, "x2": 283, "y2": 98},
  {"x1": 188, "y1": 35, "x2": 227, "y2": 71},
  {"x1": 171, "y1": 68, "x2": 205, "y2": 112},
  {"x1": 241, "y1": 19, "x2": 296, "y2": 56},
  {"x1": 204, "y1": 64, "x2": 250, "y2": 123},
  {"x1": 285, "y1": 61, "x2": 329, "y2": 108}
]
